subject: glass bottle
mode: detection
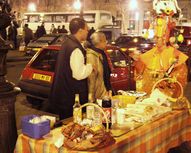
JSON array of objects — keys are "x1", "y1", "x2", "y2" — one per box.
[
  {"x1": 102, "y1": 96, "x2": 112, "y2": 129},
  {"x1": 111, "y1": 99, "x2": 119, "y2": 126},
  {"x1": 73, "y1": 94, "x2": 82, "y2": 123},
  {"x1": 93, "y1": 99, "x2": 102, "y2": 126},
  {"x1": 86, "y1": 93, "x2": 95, "y2": 120}
]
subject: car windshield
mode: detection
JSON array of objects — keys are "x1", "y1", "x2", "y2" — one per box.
[
  {"x1": 115, "y1": 36, "x2": 131, "y2": 44},
  {"x1": 106, "y1": 49, "x2": 128, "y2": 67},
  {"x1": 31, "y1": 49, "x2": 58, "y2": 72},
  {"x1": 115, "y1": 36, "x2": 151, "y2": 44},
  {"x1": 54, "y1": 35, "x2": 67, "y2": 44},
  {"x1": 36, "y1": 36, "x2": 57, "y2": 44}
]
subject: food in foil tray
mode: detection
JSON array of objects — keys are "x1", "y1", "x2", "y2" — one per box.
[
  {"x1": 62, "y1": 122, "x2": 115, "y2": 151},
  {"x1": 141, "y1": 88, "x2": 190, "y2": 110},
  {"x1": 125, "y1": 103, "x2": 171, "y2": 122},
  {"x1": 152, "y1": 78, "x2": 183, "y2": 98},
  {"x1": 118, "y1": 90, "x2": 147, "y2": 98}
]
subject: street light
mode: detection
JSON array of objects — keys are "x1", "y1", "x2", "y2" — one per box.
[
  {"x1": 73, "y1": 0, "x2": 81, "y2": 10},
  {"x1": 129, "y1": 0, "x2": 138, "y2": 10},
  {"x1": 28, "y1": 2, "x2": 36, "y2": 12},
  {"x1": 73, "y1": 0, "x2": 84, "y2": 19},
  {"x1": 128, "y1": 0, "x2": 139, "y2": 35}
]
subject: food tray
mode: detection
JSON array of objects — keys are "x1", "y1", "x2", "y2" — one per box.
[{"x1": 152, "y1": 78, "x2": 183, "y2": 98}]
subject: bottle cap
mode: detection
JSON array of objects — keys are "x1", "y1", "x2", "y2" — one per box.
[
  {"x1": 75, "y1": 94, "x2": 80, "y2": 102},
  {"x1": 96, "y1": 99, "x2": 102, "y2": 107},
  {"x1": 88, "y1": 93, "x2": 93, "y2": 103}
]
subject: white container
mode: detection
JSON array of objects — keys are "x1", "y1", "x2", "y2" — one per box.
[{"x1": 116, "y1": 108, "x2": 125, "y2": 125}]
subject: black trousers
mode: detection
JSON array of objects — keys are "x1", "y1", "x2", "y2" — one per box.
[{"x1": 50, "y1": 90, "x2": 88, "y2": 120}]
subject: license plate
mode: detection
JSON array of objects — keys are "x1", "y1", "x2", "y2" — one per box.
[
  {"x1": 32, "y1": 73, "x2": 51, "y2": 82},
  {"x1": 33, "y1": 48, "x2": 41, "y2": 52}
]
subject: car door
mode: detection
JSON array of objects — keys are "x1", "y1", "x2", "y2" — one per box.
[{"x1": 106, "y1": 48, "x2": 136, "y2": 93}]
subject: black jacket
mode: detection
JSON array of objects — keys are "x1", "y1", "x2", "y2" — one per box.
[{"x1": 49, "y1": 35, "x2": 88, "y2": 119}]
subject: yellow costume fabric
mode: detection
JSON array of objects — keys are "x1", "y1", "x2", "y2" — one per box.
[{"x1": 136, "y1": 46, "x2": 188, "y2": 94}]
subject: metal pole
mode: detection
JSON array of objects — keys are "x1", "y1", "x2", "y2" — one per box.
[
  {"x1": 80, "y1": 0, "x2": 84, "y2": 19},
  {"x1": 0, "y1": 4, "x2": 20, "y2": 152},
  {"x1": 0, "y1": 47, "x2": 20, "y2": 153}
]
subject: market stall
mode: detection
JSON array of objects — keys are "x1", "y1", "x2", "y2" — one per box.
[
  {"x1": 14, "y1": 0, "x2": 191, "y2": 152},
  {"x1": 14, "y1": 110, "x2": 191, "y2": 153}
]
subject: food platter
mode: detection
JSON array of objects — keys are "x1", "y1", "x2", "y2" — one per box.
[
  {"x1": 152, "y1": 78, "x2": 183, "y2": 98},
  {"x1": 62, "y1": 123, "x2": 115, "y2": 151},
  {"x1": 118, "y1": 90, "x2": 147, "y2": 98}
]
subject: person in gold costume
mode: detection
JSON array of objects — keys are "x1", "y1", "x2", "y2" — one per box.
[{"x1": 134, "y1": 16, "x2": 188, "y2": 94}]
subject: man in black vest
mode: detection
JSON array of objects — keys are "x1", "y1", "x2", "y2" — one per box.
[{"x1": 49, "y1": 18, "x2": 93, "y2": 119}]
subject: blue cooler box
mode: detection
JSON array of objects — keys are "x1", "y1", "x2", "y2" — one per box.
[{"x1": 21, "y1": 115, "x2": 50, "y2": 139}]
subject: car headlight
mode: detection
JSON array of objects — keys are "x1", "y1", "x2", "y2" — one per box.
[
  {"x1": 120, "y1": 48, "x2": 127, "y2": 52},
  {"x1": 128, "y1": 47, "x2": 137, "y2": 51},
  {"x1": 106, "y1": 49, "x2": 113, "y2": 53},
  {"x1": 140, "y1": 44, "x2": 149, "y2": 48},
  {"x1": 33, "y1": 48, "x2": 41, "y2": 52},
  {"x1": 26, "y1": 48, "x2": 32, "y2": 51},
  {"x1": 187, "y1": 40, "x2": 191, "y2": 45}
]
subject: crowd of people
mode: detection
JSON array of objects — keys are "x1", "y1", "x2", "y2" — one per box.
[
  {"x1": 22, "y1": 23, "x2": 68, "y2": 47},
  {"x1": 1, "y1": 22, "x2": 69, "y2": 49}
]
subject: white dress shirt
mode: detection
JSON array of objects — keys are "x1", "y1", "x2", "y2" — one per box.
[{"x1": 70, "y1": 48, "x2": 93, "y2": 80}]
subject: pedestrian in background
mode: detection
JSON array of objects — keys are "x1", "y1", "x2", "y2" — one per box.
[
  {"x1": 49, "y1": 18, "x2": 93, "y2": 119},
  {"x1": 50, "y1": 24, "x2": 57, "y2": 34},
  {"x1": 35, "y1": 26, "x2": 41, "y2": 38},
  {"x1": 39, "y1": 22, "x2": 46, "y2": 37},
  {"x1": 35, "y1": 23, "x2": 46, "y2": 38},
  {"x1": 86, "y1": 32, "x2": 112, "y2": 101},
  {"x1": 87, "y1": 27, "x2": 95, "y2": 43},
  {"x1": 60, "y1": 25, "x2": 68, "y2": 34},
  {"x1": 23, "y1": 24, "x2": 33, "y2": 46},
  {"x1": 57, "y1": 25, "x2": 62, "y2": 33},
  {"x1": 8, "y1": 22, "x2": 18, "y2": 49}
]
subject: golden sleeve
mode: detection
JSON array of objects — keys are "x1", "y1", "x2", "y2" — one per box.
[{"x1": 170, "y1": 63, "x2": 188, "y2": 88}]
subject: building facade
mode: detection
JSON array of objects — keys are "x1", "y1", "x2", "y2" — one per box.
[{"x1": 11, "y1": 0, "x2": 191, "y2": 35}]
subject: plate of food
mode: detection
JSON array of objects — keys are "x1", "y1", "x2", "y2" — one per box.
[
  {"x1": 151, "y1": 78, "x2": 190, "y2": 109},
  {"x1": 152, "y1": 78, "x2": 183, "y2": 98},
  {"x1": 118, "y1": 90, "x2": 147, "y2": 98},
  {"x1": 62, "y1": 122, "x2": 115, "y2": 151}
]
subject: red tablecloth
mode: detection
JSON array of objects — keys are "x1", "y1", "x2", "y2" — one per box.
[{"x1": 15, "y1": 110, "x2": 191, "y2": 153}]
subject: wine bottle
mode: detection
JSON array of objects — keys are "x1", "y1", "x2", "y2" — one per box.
[
  {"x1": 86, "y1": 93, "x2": 94, "y2": 120},
  {"x1": 73, "y1": 94, "x2": 82, "y2": 123}
]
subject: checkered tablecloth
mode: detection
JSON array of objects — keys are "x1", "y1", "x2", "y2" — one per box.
[{"x1": 14, "y1": 110, "x2": 191, "y2": 153}]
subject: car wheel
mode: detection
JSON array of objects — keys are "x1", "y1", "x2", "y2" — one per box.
[{"x1": 26, "y1": 96, "x2": 43, "y2": 108}]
